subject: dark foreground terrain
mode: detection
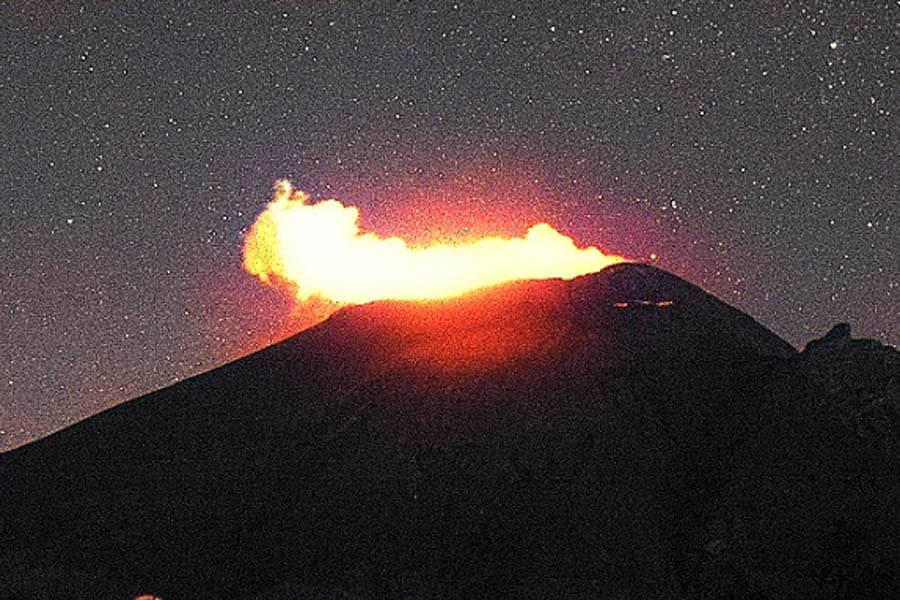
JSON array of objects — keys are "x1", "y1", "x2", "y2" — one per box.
[{"x1": 2, "y1": 263, "x2": 899, "y2": 599}]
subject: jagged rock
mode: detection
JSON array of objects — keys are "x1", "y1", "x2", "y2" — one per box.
[
  {"x1": 806, "y1": 322, "x2": 852, "y2": 351},
  {"x1": 793, "y1": 323, "x2": 900, "y2": 455}
]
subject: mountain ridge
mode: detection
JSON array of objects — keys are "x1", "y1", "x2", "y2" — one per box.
[{"x1": 2, "y1": 263, "x2": 898, "y2": 599}]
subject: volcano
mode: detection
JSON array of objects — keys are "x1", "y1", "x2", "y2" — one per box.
[{"x1": 2, "y1": 264, "x2": 899, "y2": 599}]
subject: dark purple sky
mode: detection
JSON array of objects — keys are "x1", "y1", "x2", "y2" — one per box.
[{"x1": 2, "y1": 1, "x2": 897, "y2": 450}]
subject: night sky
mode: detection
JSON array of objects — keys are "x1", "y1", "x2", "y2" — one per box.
[{"x1": 2, "y1": 1, "x2": 897, "y2": 450}]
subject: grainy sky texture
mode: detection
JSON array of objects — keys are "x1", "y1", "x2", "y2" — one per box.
[{"x1": 2, "y1": 1, "x2": 898, "y2": 450}]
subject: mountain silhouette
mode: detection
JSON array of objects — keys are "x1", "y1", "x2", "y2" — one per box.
[{"x1": 2, "y1": 263, "x2": 898, "y2": 599}]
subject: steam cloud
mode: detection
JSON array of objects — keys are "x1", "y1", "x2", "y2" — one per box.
[{"x1": 243, "y1": 180, "x2": 626, "y2": 304}]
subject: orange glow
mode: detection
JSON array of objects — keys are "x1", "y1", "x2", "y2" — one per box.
[
  {"x1": 612, "y1": 299, "x2": 675, "y2": 309},
  {"x1": 243, "y1": 180, "x2": 627, "y2": 305}
]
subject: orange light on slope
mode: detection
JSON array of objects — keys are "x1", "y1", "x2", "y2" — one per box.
[{"x1": 243, "y1": 180, "x2": 627, "y2": 305}]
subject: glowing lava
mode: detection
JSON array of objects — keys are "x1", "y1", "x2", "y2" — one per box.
[{"x1": 243, "y1": 180, "x2": 627, "y2": 305}]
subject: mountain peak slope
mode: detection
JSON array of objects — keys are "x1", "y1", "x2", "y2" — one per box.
[{"x1": 4, "y1": 264, "x2": 898, "y2": 600}]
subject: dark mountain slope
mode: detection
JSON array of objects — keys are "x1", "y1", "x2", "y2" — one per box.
[{"x1": 1, "y1": 264, "x2": 897, "y2": 599}]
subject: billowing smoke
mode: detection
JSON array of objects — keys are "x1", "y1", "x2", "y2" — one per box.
[{"x1": 243, "y1": 180, "x2": 626, "y2": 305}]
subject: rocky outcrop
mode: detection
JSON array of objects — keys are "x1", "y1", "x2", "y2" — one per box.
[{"x1": 800, "y1": 323, "x2": 900, "y2": 455}]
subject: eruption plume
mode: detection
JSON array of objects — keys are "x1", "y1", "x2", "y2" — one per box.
[{"x1": 243, "y1": 180, "x2": 627, "y2": 305}]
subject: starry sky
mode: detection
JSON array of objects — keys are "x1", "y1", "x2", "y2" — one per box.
[{"x1": 2, "y1": 1, "x2": 898, "y2": 450}]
